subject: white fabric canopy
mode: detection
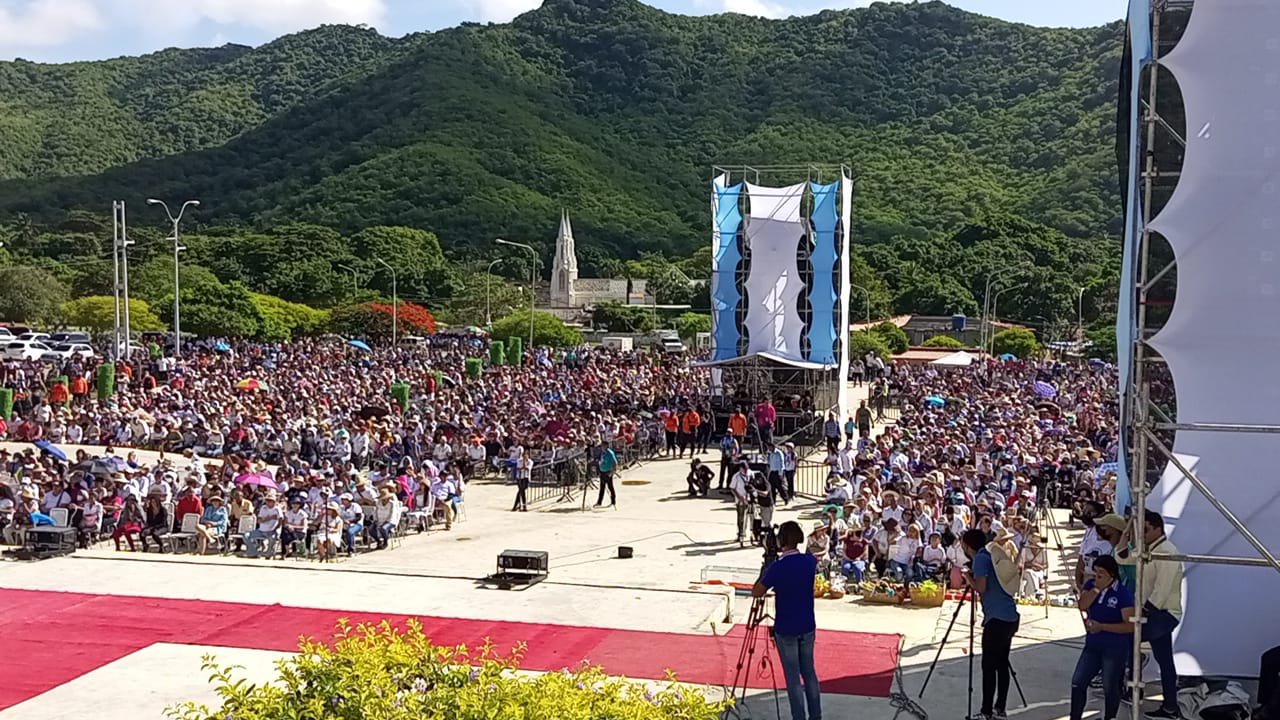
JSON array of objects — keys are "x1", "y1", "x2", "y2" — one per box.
[
  {"x1": 743, "y1": 182, "x2": 806, "y2": 360},
  {"x1": 1144, "y1": 0, "x2": 1280, "y2": 677},
  {"x1": 930, "y1": 351, "x2": 974, "y2": 367}
]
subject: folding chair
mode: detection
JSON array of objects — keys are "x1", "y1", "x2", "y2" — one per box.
[
  {"x1": 166, "y1": 513, "x2": 200, "y2": 553},
  {"x1": 228, "y1": 515, "x2": 256, "y2": 555},
  {"x1": 49, "y1": 508, "x2": 69, "y2": 527}
]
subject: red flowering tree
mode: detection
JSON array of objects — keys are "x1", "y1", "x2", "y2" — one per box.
[{"x1": 329, "y1": 301, "x2": 436, "y2": 339}]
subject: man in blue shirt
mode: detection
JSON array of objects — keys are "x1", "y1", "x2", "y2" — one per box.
[
  {"x1": 767, "y1": 444, "x2": 786, "y2": 504},
  {"x1": 754, "y1": 521, "x2": 822, "y2": 720},
  {"x1": 962, "y1": 529, "x2": 1020, "y2": 720},
  {"x1": 594, "y1": 441, "x2": 618, "y2": 508}
]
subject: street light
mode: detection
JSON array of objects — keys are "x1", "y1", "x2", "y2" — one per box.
[
  {"x1": 989, "y1": 283, "x2": 1026, "y2": 354},
  {"x1": 485, "y1": 258, "x2": 502, "y2": 328},
  {"x1": 496, "y1": 238, "x2": 538, "y2": 356},
  {"x1": 337, "y1": 264, "x2": 360, "y2": 295},
  {"x1": 849, "y1": 283, "x2": 871, "y2": 324},
  {"x1": 147, "y1": 198, "x2": 199, "y2": 355},
  {"x1": 374, "y1": 257, "x2": 397, "y2": 347},
  {"x1": 1077, "y1": 285, "x2": 1088, "y2": 340}
]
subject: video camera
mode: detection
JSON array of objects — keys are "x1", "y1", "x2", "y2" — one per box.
[{"x1": 760, "y1": 523, "x2": 780, "y2": 570}]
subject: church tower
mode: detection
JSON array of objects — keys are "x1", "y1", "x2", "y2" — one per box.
[{"x1": 551, "y1": 209, "x2": 579, "y2": 308}]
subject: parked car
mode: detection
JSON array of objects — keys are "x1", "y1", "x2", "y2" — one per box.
[
  {"x1": 0, "y1": 327, "x2": 12, "y2": 339},
  {"x1": 41, "y1": 343, "x2": 96, "y2": 362},
  {"x1": 5, "y1": 340, "x2": 53, "y2": 361},
  {"x1": 49, "y1": 331, "x2": 92, "y2": 344},
  {"x1": 17, "y1": 332, "x2": 51, "y2": 342}
]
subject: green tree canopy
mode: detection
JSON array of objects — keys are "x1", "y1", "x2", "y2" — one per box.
[
  {"x1": 671, "y1": 312, "x2": 711, "y2": 342},
  {"x1": 0, "y1": 266, "x2": 68, "y2": 325},
  {"x1": 992, "y1": 327, "x2": 1042, "y2": 359},
  {"x1": 491, "y1": 310, "x2": 582, "y2": 348},
  {"x1": 156, "y1": 278, "x2": 262, "y2": 338},
  {"x1": 849, "y1": 330, "x2": 891, "y2": 361},
  {"x1": 922, "y1": 334, "x2": 966, "y2": 349},
  {"x1": 869, "y1": 321, "x2": 910, "y2": 354}
]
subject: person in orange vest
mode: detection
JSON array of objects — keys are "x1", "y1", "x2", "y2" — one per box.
[
  {"x1": 728, "y1": 407, "x2": 748, "y2": 440},
  {"x1": 662, "y1": 411, "x2": 679, "y2": 457},
  {"x1": 678, "y1": 406, "x2": 701, "y2": 459},
  {"x1": 49, "y1": 379, "x2": 69, "y2": 406},
  {"x1": 69, "y1": 374, "x2": 88, "y2": 402}
]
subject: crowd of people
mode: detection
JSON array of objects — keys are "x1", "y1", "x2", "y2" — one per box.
[{"x1": 0, "y1": 336, "x2": 709, "y2": 556}]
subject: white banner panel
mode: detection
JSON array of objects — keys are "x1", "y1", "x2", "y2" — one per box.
[
  {"x1": 838, "y1": 173, "x2": 853, "y2": 420},
  {"x1": 743, "y1": 182, "x2": 806, "y2": 360},
  {"x1": 1145, "y1": 0, "x2": 1280, "y2": 677}
]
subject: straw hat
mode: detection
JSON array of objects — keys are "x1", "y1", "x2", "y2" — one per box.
[
  {"x1": 20, "y1": 488, "x2": 37, "y2": 500},
  {"x1": 1095, "y1": 513, "x2": 1127, "y2": 532}
]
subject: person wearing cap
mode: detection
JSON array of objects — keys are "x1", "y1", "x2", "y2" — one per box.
[
  {"x1": 337, "y1": 493, "x2": 363, "y2": 556},
  {"x1": 317, "y1": 502, "x2": 343, "y2": 561},
  {"x1": 245, "y1": 491, "x2": 282, "y2": 558},
  {"x1": 195, "y1": 495, "x2": 228, "y2": 555},
  {"x1": 729, "y1": 460, "x2": 752, "y2": 544},
  {"x1": 281, "y1": 497, "x2": 310, "y2": 558}
]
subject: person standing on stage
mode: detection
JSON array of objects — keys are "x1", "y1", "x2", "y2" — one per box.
[
  {"x1": 1124, "y1": 510, "x2": 1184, "y2": 719},
  {"x1": 753, "y1": 521, "x2": 822, "y2": 720},
  {"x1": 594, "y1": 440, "x2": 618, "y2": 508},
  {"x1": 962, "y1": 528, "x2": 1021, "y2": 720}
]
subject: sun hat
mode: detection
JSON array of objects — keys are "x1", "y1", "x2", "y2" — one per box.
[{"x1": 1095, "y1": 513, "x2": 1127, "y2": 532}]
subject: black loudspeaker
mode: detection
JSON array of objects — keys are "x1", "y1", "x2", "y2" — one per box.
[
  {"x1": 618, "y1": 546, "x2": 634, "y2": 559},
  {"x1": 26, "y1": 526, "x2": 77, "y2": 555},
  {"x1": 497, "y1": 549, "x2": 549, "y2": 575}
]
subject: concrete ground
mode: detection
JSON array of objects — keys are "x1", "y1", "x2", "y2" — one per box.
[{"x1": 0, "y1": 389, "x2": 1150, "y2": 720}]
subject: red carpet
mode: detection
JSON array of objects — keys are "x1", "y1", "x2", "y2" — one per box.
[{"x1": 0, "y1": 587, "x2": 899, "y2": 710}]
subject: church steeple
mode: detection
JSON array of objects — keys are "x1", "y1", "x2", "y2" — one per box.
[{"x1": 551, "y1": 209, "x2": 578, "y2": 307}]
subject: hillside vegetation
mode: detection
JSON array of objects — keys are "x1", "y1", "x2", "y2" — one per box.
[{"x1": 0, "y1": 0, "x2": 1125, "y2": 336}]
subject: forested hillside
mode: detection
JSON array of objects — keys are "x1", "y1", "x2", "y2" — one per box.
[{"x1": 0, "y1": 0, "x2": 1126, "y2": 337}]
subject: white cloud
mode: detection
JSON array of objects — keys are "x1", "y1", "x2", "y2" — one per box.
[
  {"x1": 121, "y1": 0, "x2": 387, "y2": 32},
  {"x1": 465, "y1": 0, "x2": 540, "y2": 23},
  {"x1": 0, "y1": 0, "x2": 105, "y2": 53},
  {"x1": 721, "y1": 0, "x2": 786, "y2": 18}
]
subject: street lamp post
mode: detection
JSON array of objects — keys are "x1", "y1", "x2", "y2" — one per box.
[
  {"x1": 496, "y1": 238, "x2": 538, "y2": 357},
  {"x1": 147, "y1": 198, "x2": 199, "y2": 355},
  {"x1": 485, "y1": 258, "x2": 502, "y2": 328},
  {"x1": 337, "y1": 264, "x2": 360, "y2": 295},
  {"x1": 989, "y1": 283, "x2": 1026, "y2": 354},
  {"x1": 850, "y1": 283, "x2": 871, "y2": 324},
  {"x1": 375, "y1": 257, "x2": 397, "y2": 347},
  {"x1": 1077, "y1": 286, "x2": 1088, "y2": 340}
]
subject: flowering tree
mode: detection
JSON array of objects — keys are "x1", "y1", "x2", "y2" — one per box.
[{"x1": 329, "y1": 301, "x2": 436, "y2": 339}]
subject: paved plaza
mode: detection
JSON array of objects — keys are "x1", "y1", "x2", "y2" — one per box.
[{"x1": 0, "y1": 434, "x2": 1128, "y2": 720}]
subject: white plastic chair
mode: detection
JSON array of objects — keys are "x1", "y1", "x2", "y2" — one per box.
[
  {"x1": 168, "y1": 513, "x2": 201, "y2": 553},
  {"x1": 229, "y1": 514, "x2": 255, "y2": 551},
  {"x1": 49, "y1": 508, "x2": 69, "y2": 527}
]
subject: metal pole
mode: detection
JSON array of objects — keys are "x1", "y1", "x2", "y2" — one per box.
[
  {"x1": 172, "y1": 216, "x2": 181, "y2": 354},
  {"x1": 121, "y1": 201, "x2": 131, "y2": 356},
  {"x1": 375, "y1": 258, "x2": 397, "y2": 346},
  {"x1": 1077, "y1": 286, "x2": 1087, "y2": 340},
  {"x1": 337, "y1": 264, "x2": 359, "y2": 295},
  {"x1": 850, "y1": 283, "x2": 870, "y2": 324},
  {"x1": 485, "y1": 259, "x2": 501, "y2": 327},
  {"x1": 989, "y1": 283, "x2": 1025, "y2": 354},
  {"x1": 496, "y1": 238, "x2": 538, "y2": 359},
  {"x1": 1130, "y1": 5, "x2": 1163, "y2": 708},
  {"x1": 111, "y1": 202, "x2": 121, "y2": 360}
]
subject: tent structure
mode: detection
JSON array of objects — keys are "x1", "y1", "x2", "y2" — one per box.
[{"x1": 929, "y1": 351, "x2": 974, "y2": 367}]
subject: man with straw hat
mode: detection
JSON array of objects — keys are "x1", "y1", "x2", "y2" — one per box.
[{"x1": 245, "y1": 490, "x2": 281, "y2": 559}]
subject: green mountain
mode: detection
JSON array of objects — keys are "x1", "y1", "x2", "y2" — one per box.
[{"x1": 0, "y1": 0, "x2": 1126, "y2": 335}]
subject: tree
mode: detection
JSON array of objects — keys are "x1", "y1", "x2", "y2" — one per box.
[
  {"x1": 62, "y1": 296, "x2": 166, "y2": 332},
  {"x1": 869, "y1": 321, "x2": 910, "y2": 354},
  {"x1": 0, "y1": 266, "x2": 68, "y2": 325},
  {"x1": 848, "y1": 330, "x2": 891, "y2": 361},
  {"x1": 922, "y1": 334, "x2": 966, "y2": 349},
  {"x1": 592, "y1": 302, "x2": 655, "y2": 333},
  {"x1": 1087, "y1": 325, "x2": 1118, "y2": 362},
  {"x1": 671, "y1": 312, "x2": 712, "y2": 342},
  {"x1": 491, "y1": 310, "x2": 582, "y2": 348},
  {"x1": 328, "y1": 301, "x2": 437, "y2": 339},
  {"x1": 130, "y1": 257, "x2": 223, "y2": 306},
  {"x1": 156, "y1": 279, "x2": 262, "y2": 338},
  {"x1": 992, "y1": 327, "x2": 1041, "y2": 359},
  {"x1": 250, "y1": 293, "x2": 329, "y2": 342}
]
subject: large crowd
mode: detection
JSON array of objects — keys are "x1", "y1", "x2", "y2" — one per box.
[{"x1": 0, "y1": 336, "x2": 709, "y2": 557}]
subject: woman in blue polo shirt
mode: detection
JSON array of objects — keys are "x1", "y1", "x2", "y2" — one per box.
[
  {"x1": 1070, "y1": 555, "x2": 1134, "y2": 720},
  {"x1": 754, "y1": 521, "x2": 822, "y2": 720}
]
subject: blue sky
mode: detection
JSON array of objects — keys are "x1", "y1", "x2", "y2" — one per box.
[{"x1": 0, "y1": 0, "x2": 1125, "y2": 63}]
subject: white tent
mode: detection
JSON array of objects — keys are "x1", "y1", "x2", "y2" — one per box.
[{"x1": 930, "y1": 351, "x2": 975, "y2": 367}]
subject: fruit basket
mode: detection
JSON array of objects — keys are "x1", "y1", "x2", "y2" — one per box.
[{"x1": 910, "y1": 580, "x2": 946, "y2": 608}]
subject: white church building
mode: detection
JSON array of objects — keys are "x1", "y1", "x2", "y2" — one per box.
[{"x1": 549, "y1": 211, "x2": 648, "y2": 316}]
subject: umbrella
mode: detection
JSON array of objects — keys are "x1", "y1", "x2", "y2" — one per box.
[
  {"x1": 358, "y1": 405, "x2": 391, "y2": 420},
  {"x1": 348, "y1": 339, "x2": 372, "y2": 352},
  {"x1": 234, "y1": 472, "x2": 279, "y2": 490},
  {"x1": 999, "y1": 353, "x2": 1018, "y2": 361},
  {"x1": 236, "y1": 378, "x2": 266, "y2": 391},
  {"x1": 1089, "y1": 358, "x2": 1107, "y2": 368},
  {"x1": 925, "y1": 395, "x2": 946, "y2": 407},
  {"x1": 33, "y1": 439, "x2": 67, "y2": 462},
  {"x1": 1033, "y1": 381, "x2": 1057, "y2": 398},
  {"x1": 213, "y1": 342, "x2": 231, "y2": 352}
]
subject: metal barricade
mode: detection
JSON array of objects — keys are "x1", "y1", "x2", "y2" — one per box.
[{"x1": 793, "y1": 460, "x2": 831, "y2": 499}]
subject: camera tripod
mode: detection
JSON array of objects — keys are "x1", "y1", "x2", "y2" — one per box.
[
  {"x1": 918, "y1": 586, "x2": 1026, "y2": 719},
  {"x1": 722, "y1": 594, "x2": 782, "y2": 720},
  {"x1": 1032, "y1": 497, "x2": 1068, "y2": 617}
]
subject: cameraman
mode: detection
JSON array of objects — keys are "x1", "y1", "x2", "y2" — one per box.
[
  {"x1": 962, "y1": 528, "x2": 1020, "y2": 720},
  {"x1": 753, "y1": 521, "x2": 822, "y2": 720}
]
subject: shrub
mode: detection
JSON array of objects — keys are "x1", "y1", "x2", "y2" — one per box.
[
  {"x1": 249, "y1": 293, "x2": 329, "y2": 342},
  {"x1": 0, "y1": 388, "x2": 12, "y2": 420},
  {"x1": 389, "y1": 382, "x2": 410, "y2": 413},
  {"x1": 165, "y1": 620, "x2": 727, "y2": 720},
  {"x1": 489, "y1": 340, "x2": 505, "y2": 366},
  {"x1": 96, "y1": 363, "x2": 115, "y2": 401},
  {"x1": 992, "y1": 327, "x2": 1041, "y2": 359},
  {"x1": 507, "y1": 335, "x2": 524, "y2": 362},
  {"x1": 922, "y1": 334, "x2": 966, "y2": 349},
  {"x1": 849, "y1": 329, "x2": 891, "y2": 361},
  {"x1": 491, "y1": 310, "x2": 582, "y2": 349},
  {"x1": 869, "y1": 321, "x2": 909, "y2": 354}
]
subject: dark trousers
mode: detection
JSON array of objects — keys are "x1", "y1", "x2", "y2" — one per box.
[
  {"x1": 784, "y1": 469, "x2": 796, "y2": 500},
  {"x1": 1071, "y1": 644, "x2": 1126, "y2": 720},
  {"x1": 825, "y1": 436, "x2": 840, "y2": 453},
  {"x1": 1141, "y1": 605, "x2": 1180, "y2": 712},
  {"x1": 981, "y1": 618, "x2": 1019, "y2": 715},
  {"x1": 512, "y1": 477, "x2": 529, "y2": 511},
  {"x1": 768, "y1": 470, "x2": 784, "y2": 503},
  {"x1": 698, "y1": 425, "x2": 713, "y2": 452},
  {"x1": 719, "y1": 458, "x2": 733, "y2": 486},
  {"x1": 664, "y1": 430, "x2": 677, "y2": 452},
  {"x1": 596, "y1": 471, "x2": 616, "y2": 506},
  {"x1": 1260, "y1": 645, "x2": 1280, "y2": 713}
]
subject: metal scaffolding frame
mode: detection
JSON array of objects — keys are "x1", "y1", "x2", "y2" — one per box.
[{"x1": 1125, "y1": 0, "x2": 1280, "y2": 706}]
